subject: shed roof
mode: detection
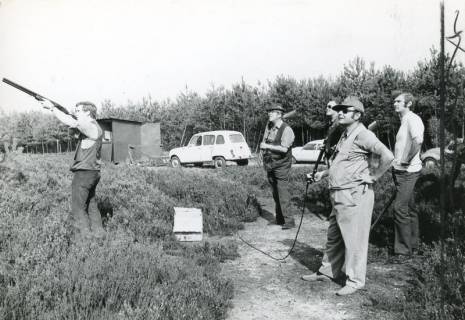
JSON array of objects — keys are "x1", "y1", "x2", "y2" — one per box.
[{"x1": 98, "y1": 117, "x2": 143, "y2": 125}]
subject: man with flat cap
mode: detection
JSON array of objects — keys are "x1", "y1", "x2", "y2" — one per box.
[
  {"x1": 301, "y1": 96, "x2": 394, "y2": 295},
  {"x1": 260, "y1": 103, "x2": 296, "y2": 229}
]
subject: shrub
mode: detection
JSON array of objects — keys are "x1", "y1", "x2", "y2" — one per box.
[{"x1": 0, "y1": 154, "x2": 256, "y2": 319}]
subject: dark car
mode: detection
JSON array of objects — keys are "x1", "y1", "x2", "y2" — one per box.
[{"x1": 421, "y1": 139, "x2": 463, "y2": 168}]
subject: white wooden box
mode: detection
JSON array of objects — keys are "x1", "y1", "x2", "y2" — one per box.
[{"x1": 173, "y1": 207, "x2": 203, "y2": 241}]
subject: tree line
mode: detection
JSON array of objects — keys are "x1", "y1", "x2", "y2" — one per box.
[{"x1": 1, "y1": 51, "x2": 464, "y2": 154}]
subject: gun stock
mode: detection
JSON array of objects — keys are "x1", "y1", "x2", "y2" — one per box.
[
  {"x1": 367, "y1": 120, "x2": 377, "y2": 131},
  {"x1": 2, "y1": 78, "x2": 75, "y2": 118},
  {"x1": 283, "y1": 110, "x2": 296, "y2": 119}
]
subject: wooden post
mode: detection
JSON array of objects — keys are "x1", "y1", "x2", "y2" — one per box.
[{"x1": 439, "y1": 3, "x2": 446, "y2": 318}]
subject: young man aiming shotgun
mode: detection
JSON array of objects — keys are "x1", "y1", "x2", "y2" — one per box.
[{"x1": 40, "y1": 99, "x2": 105, "y2": 243}]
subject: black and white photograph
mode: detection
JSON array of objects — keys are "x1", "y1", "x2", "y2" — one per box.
[{"x1": 1, "y1": 0, "x2": 464, "y2": 319}]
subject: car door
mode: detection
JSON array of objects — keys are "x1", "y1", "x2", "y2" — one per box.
[
  {"x1": 184, "y1": 135, "x2": 203, "y2": 163},
  {"x1": 214, "y1": 134, "x2": 228, "y2": 158},
  {"x1": 201, "y1": 134, "x2": 216, "y2": 161},
  {"x1": 301, "y1": 142, "x2": 319, "y2": 162}
]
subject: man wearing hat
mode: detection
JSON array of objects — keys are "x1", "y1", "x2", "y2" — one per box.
[
  {"x1": 260, "y1": 103, "x2": 296, "y2": 229},
  {"x1": 301, "y1": 96, "x2": 394, "y2": 295}
]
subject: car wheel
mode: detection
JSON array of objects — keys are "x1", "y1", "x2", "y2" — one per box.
[
  {"x1": 170, "y1": 156, "x2": 182, "y2": 168},
  {"x1": 236, "y1": 159, "x2": 248, "y2": 166},
  {"x1": 292, "y1": 156, "x2": 297, "y2": 164},
  {"x1": 423, "y1": 157, "x2": 437, "y2": 169},
  {"x1": 214, "y1": 156, "x2": 226, "y2": 169}
]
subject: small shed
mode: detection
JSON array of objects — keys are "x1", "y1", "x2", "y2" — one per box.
[{"x1": 97, "y1": 117, "x2": 162, "y2": 163}]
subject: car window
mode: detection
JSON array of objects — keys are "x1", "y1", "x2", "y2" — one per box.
[
  {"x1": 188, "y1": 136, "x2": 202, "y2": 146},
  {"x1": 188, "y1": 136, "x2": 198, "y2": 146},
  {"x1": 203, "y1": 135, "x2": 215, "y2": 145},
  {"x1": 229, "y1": 134, "x2": 245, "y2": 143},
  {"x1": 303, "y1": 143, "x2": 316, "y2": 150},
  {"x1": 216, "y1": 135, "x2": 225, "y2": 144}
]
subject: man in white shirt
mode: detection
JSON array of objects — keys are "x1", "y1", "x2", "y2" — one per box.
[{"x1": 392, "y1": 92, "x2": 424, "y2": 258}]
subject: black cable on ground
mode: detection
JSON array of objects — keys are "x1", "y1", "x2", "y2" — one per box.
[{"x1": 237, "y1": 182, "x2": 309, "y2": 262}]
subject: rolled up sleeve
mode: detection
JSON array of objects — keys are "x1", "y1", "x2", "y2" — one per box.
[
  {"x1": 280, "y1": 127, "x2": 295, "y2": 149},
  {"x1": 356, "y1": 130, "x2": 384, "y2": 155},
  {"x1": 409, "y1": 116, "x2": 424, "y2": 144},
  {"x1": 76, "y1": 118, "x2": 99, "y2": 140}
]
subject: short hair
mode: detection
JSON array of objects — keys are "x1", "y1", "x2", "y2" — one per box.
[
  {"x1": 75, "y1": 101, "x2": 97, "y2": 119},
  {"x1": 399, "y1": 92, "x2": 415, "y2": 108}
]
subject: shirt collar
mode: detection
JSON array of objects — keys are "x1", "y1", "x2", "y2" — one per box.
[
  {"x1": 401, "y1": 110, "x2": 412, "y2": 121},
  {"x1": 343, "y1": 122, "x2": 361, "y2": 139}
]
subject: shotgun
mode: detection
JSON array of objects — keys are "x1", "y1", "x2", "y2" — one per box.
[{"x1": 2, "y1": 78, "x2": 76, "y2": 119}]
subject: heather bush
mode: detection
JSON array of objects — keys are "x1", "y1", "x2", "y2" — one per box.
[
  {"x1": 144, "y1": 168, "x2": 260, "y2": 234},
  {"x1": 0, "y1": 153, "x2": 258, "y2": 319},
  {"x1": 1, "y1": 239, "x2": 233, "y2": 320},
  {"x1": 403, "y1": 236, "x2": 465, "y2": 320}
]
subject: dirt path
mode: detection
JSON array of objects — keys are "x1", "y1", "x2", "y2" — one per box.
[{"x1": 222, "y1": 197, "x2": 408, "y2": 320}]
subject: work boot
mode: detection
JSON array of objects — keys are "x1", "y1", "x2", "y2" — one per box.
[
  {"x1": 301, "y1": 272, "x2": 330, "y2": 282},
  {"x1": 281, "y1": 219, "x2": 295, "y2": 230},
  {"x1": 336, "y1": 286, "x2": 358, "y2": 296},
  {"x1": 281, "y1": 224, "x2": 295, "y2": 230}
]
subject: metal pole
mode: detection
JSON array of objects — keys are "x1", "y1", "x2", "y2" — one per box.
[{"x1": 439, "y1": 2, "x2": 446, "y2": 319}]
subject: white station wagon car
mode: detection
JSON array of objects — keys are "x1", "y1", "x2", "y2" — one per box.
[
  {"x1": 291, "y1": 139, "x2": 324, "y2": 163},
  {"x1": 169, "y1": 130, "x2": 252, "y2": 168}
]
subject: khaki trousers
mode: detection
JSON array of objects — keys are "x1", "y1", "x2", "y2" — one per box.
[{"x1": 318, "y1": 184, "x2": 374, "y2": 289}]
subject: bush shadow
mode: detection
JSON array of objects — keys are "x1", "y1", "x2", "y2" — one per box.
[{"x1": 257, "y1": 204, "x2": 277, "y2": 224}]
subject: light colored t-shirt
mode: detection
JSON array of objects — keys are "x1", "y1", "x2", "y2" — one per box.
[{"x1": 394, "y1": 111, "x2": 424, "y2": 172}]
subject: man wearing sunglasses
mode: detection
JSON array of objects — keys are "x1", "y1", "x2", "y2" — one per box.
[
  {"x1": 40, "y1": 99, "x2": 105, "y2": 243},
  {"x1": 301, "y1": 96, "x2": 393, "y2": 296}
]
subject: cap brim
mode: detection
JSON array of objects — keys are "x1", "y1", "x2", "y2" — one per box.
[{"x1": 332, "y1": 104, "x2": 350, "y2": 112}]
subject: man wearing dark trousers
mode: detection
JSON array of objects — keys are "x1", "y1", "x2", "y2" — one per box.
[
  {"x1": 260, "y1": 103, "x2": 296, "y2": 230},
  {"x1": 40, "y1": 99, "x2": 105, "y2": 242},
  {"x1": 392, "y1": 92, "x2": 424, "y2": 259}
]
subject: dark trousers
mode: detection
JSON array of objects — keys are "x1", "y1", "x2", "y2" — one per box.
[
  {"x1": 266, "y1": 167, "x2": 294, "y2": 225},
  {"x1": 393, "y1": 170, "x2": 421, "y2": 255},
  {"x1": 71, "y1": 170, "x2": 104, "y2": 239}
]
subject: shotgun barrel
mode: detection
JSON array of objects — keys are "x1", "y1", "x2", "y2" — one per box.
[{"x1": 2, "y1": 78, "x2": 75, "y2": 118}]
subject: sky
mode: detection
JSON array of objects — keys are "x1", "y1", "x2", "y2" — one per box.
[{"x1": 1, "y1": 0, "x2": 464, "y2": 114}]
